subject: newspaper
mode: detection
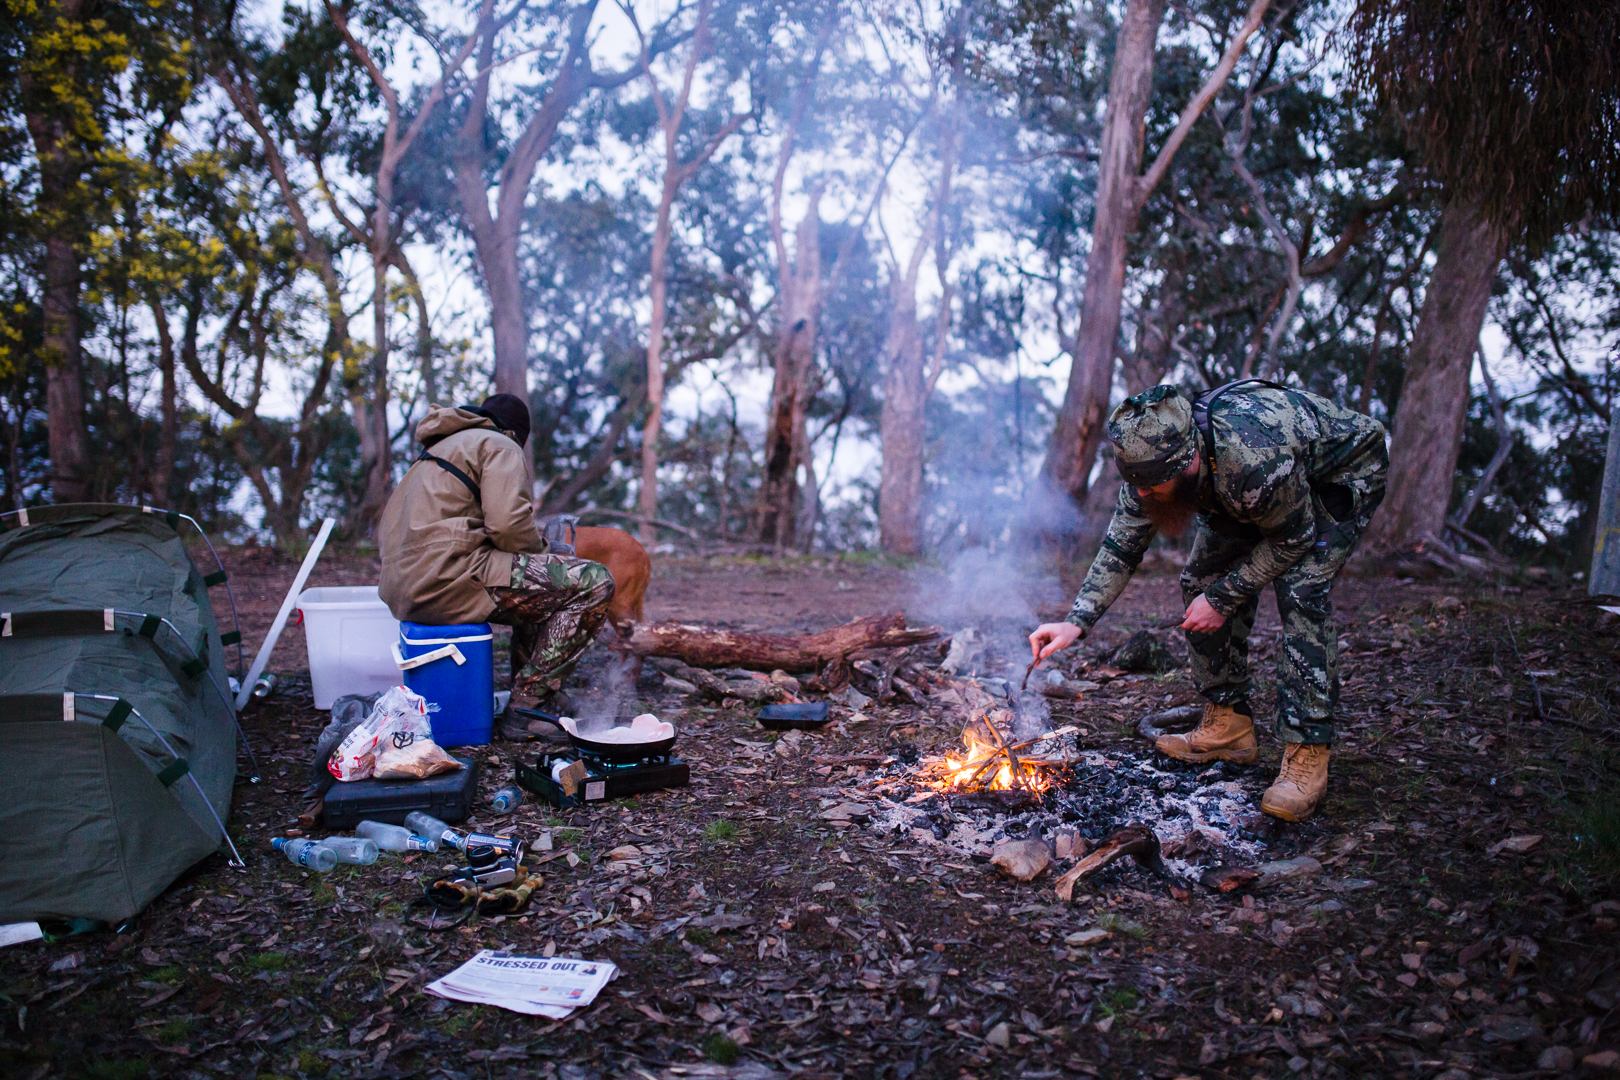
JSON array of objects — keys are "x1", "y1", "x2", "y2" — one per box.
[{"x1": 425, "y1": 951, "x2": 616, "y2": 1017}]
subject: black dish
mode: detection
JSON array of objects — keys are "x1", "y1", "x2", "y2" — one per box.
[
  {"x1": 756, "y1": 702, "x2": 832, "y2": 730},
  {"x1": 514, "y1": 707, "x2": 678, "y2": 763}
]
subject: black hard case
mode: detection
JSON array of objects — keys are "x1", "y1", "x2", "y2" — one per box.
[{"x1": 321, "y1": 758, "x2": 480, "y2": 829}]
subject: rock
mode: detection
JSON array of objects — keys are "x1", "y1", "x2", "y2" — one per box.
[
  {"x1": 1436, "y1": 595, "x2": 1463, "y2": 611},
  {"x1": 984, "y1": 1021, "x2": 1010, "y2": 1048},
  {"x1": 990, "y1": 839, "x2": 1052, "y2": 881},
  {"x1": 818, "y1": 801, "x2": 870, "y2": 823},
  {"x1": 1482, "y1": 1014, "x2": 1540, "y2": 1042},
  {"x1": 768, "y1": 670, "x2": 801, "y2": 695},
  {"x1": 832, "y1": 684, "x2": 871, "y2": 710},
  {"x1": 1304, "y1": 899, "x2": 1344, "y2": 915},
  {"x1": 1064, "y1": 927, "x2": 1111, "y2": 947},
  {"x1": 1335, "y1": 877, "x2": 1376, "y2": 891},
  {"x1": 1200, "y1": 865, "x2": 1260, "y2": 893},
  {"x1": 1052, "y1": 830, "x2": 1090, "y2": 861},
  {"x1": 663, "y1": 676, "x2": 699, "y2": 696},
  {"x1": 1255, "y1": 856, "x2": 1324, "y2": 888},
  {"x1": 1110, "y1": 630, "x2": 1178, "y2": 673},
  {"x1": 939, "y1": 628, "x2": 983, "y2": 675},
  {"x1": 607, "y1": 845, "x2": 642, "y2": 861},
  {"x1": 1538, "y1": 1046, "x2": 1576, "y2": 1071},
  {"x1": 1582, "y1": 1050, "x2": 1620, "y2": 1071},
  {"x1": 1434, "y1": 972, "x2": 1467, "y2": 989},
  {"x1": 696, "y1": 1002, "x2": 724, "y2": 1023}
]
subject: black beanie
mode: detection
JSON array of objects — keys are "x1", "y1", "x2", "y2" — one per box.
[{"x1": 478, "y1": 393, "x2": 530, "y2": 448}]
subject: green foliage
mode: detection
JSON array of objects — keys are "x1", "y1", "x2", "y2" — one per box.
[
  {"x1": 703, "y1": 819, "x2": 739, "y2": 843},
  {"x1": 1348, "y1": 0, "x2": 1620, "y2": 245},
  {"x1": 703, "y1": 1034, "x2": 740, "y2": 1065}
]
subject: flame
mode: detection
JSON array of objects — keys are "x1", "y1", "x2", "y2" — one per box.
[{"x1": 934, "y1": 740, "x2": 1052, "y2": 793}]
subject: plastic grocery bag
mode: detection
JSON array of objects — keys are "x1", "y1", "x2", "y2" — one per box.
[{"x1": 328, "y1": 686, "x2": 434, "y2": 782}]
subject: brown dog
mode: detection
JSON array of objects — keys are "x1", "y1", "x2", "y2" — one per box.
[{"x1": 571, "y1": 525, "x2": 650, "y2": 635}]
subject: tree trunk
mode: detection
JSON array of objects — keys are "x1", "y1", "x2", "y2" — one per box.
[
  {"x1": 878, "y1": 298, "x2": 927, "y2": 554},
  {"x1": 1039, "y1": 0, "x2": 1167, "y2": 507},
  {"x1": 624, "y1": 612, "x2": 943, "y2": 672},
  {"x1": 146, "y1": 292, "x2": 178, "y2": 503},
  {"x1": 39, "y1": 233, "x2": 91, "y2": 503},
  {"x1": 758, "y1": 199, "x2": 823, "y2": 549},
  {"x1": 1365, "y1": 196, "x2": 1506, "y2": 551},
  {"x1": 639, "y1": 178, "x2": 677, "y2": 546}
]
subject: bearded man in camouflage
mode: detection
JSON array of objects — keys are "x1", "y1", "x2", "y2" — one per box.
[{"x1": 1029, "y1": 381, "x2": 1387, "y2": 821}]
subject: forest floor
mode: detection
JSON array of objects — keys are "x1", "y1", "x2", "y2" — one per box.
[{"x1": 3, "y1": 545, "x2": 1619, "y2": 1080}]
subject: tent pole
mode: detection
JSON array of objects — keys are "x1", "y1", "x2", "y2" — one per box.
[{"x1": 234, "y1": 518, "x2": 336, "y2": 712}]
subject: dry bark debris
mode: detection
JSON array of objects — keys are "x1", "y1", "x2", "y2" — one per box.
[
  {"x1": 1052, "y1": 824, "x2": 1165, "y2": 903},
  {"x1": 6, "y1": 550, "x2": 1619, "y2": 1080}
]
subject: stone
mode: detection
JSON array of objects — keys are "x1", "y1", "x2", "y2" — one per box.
[
  {"x1": 662, "y1": 676, "x2": 698, "y2": 695},
  {"x1": 984, "y1": 1021, "x2": 1011, "y2": 1048},
  {"x1": 1583, "y1": 1050, "x2": 1620, "y2": 1072},
  {"x1": 990, "y1": 839, "x2": 1053, "y2": 882},
  {"x1": 1052, "y1": 830, "x2": 1089, "y2": 861},
  {"x1": 1538, "y1": 1046, "x2": 1575, "y2": 1071},
  {"x1": 1064, "y1": 927, "x2": 1111, "y2": 947},
  {"x1": 1255, "y1": 856, "x2": 1324, "y2": 888}
]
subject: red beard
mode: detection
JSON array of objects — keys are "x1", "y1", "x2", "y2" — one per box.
[{"x1": 1138, "y1": 470, "x2": 1199, "y2": 538}]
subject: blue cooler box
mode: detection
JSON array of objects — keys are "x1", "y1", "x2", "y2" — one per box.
[{"x1": 395, "y1": 621, "x2": 495, "y2": 746}]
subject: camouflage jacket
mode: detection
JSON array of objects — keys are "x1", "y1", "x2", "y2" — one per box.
[{"x1": 1066, "y1": 386, "x2": 1387, "y2": 626}]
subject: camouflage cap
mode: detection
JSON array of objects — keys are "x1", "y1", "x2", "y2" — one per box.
[{"x1": 1107, "y1": 385, "x2": 1196, "y2": 487}]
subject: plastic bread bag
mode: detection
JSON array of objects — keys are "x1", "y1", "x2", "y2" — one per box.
[
  {"x1": 328, "y1": 685, "x2": 434, "y2": 781},
  {"x1": 373, "y1": 738, "x2": 463, "y2": 780}
]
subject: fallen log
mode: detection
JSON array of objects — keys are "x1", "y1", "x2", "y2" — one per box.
[
  {"x1": 622, "y1": 613, "x2": 944, "y2": 673},
  {"x1": 1053, "y1": 824, "x2": 1163, "y2": 903}
]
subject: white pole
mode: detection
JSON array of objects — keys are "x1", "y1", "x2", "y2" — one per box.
[{"x1": 235, "y1": 517, "x2": 336, "y2": 711}]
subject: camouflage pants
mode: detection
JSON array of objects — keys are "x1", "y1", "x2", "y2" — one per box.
[
  {"x1": 485, "y1": 553, "x2": 615, "y2": 703},
  {"x1": 1181, "y1": 480, "x2": 1385, "y2": 744}
]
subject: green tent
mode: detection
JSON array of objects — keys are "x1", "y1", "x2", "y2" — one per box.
[{"x1": 0, "y1": 505, "x2": 245, "y2": 925}]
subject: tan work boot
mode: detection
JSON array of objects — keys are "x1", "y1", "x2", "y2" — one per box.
[
  {"x1": 1261, "y1": 743, "x2": 1331, "y2": 822},
  {"x1": 1154, "y1": 703, "x2": 1258, "y2": 764}
]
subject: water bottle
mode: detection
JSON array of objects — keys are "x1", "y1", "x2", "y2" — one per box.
[
  {"x1": 491, "y1": 786, "x2": 523, "y2": 813},
  {"x1": 404, "y1": 811, "x2": 464, "y2": 851},
  {"x1": 321, "y1": 836, "x2": 379, "y2": 865},
  {"x1": 356, "y1": 820, "x2": 438, "y2": 852},
  {"x1": 271, "y1": 837, "x2": 337, "y2": 872}
]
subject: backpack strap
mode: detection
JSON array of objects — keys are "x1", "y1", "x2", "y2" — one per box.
[
  {"x1": 415, "y1": 449, "x2": 482, "y2": 504},
  {"x1": 1191, "y1": 378, "x2": 1290, "y2": 471}
]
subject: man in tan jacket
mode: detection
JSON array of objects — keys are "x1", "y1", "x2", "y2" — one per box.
[{"x1": 379, "y1": 395, "x2": 615, "y2": 735}]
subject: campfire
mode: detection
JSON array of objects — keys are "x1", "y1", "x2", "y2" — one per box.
[{"x1": 930, "y1": 711, "x2": 1073, "y2": 795}]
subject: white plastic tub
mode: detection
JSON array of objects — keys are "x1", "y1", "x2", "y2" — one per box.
[{"x1": 297, "y1": 585, "x2": 401, "y2": 709}]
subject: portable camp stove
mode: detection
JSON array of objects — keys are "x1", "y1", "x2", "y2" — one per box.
[{"x1": 516, "y1": 748, "x2": 690, "y2": 808}]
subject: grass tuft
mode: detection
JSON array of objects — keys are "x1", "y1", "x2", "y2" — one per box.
[
  {"x1": 704, "y1": 1034, "x2": 740, "y2": 1065},
  {"x1": 703, "y1": 819, "x2": 739, "y2": 843}
]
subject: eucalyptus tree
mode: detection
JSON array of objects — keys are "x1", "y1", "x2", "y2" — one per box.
[{"x1": 1349, "y1": 0, "x2": 1620, "y2": 551}]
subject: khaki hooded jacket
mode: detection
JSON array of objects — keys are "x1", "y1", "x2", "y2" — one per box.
[{"x1": 379, "y1": 405, "x2": 547, "y2": 625}]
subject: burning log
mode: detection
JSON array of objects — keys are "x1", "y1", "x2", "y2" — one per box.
[
  {"x1": 1053, "y1": 824, "x2": 1165, "y2": 903},
  {"x1": 622, "y1": 613, "x2": 942, "y2": 673}
]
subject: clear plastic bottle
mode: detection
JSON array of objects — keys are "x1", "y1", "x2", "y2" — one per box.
[
  {"x1": 404, "y1": 811, "x2": 464, "y2": 851},
  {"x1": 321, "y1": 836, "x2": 379, "y2": 865},
  {"x1": 271, "y1": 837, "x2": 337, "y2": 872},
  {"x1": 490, "y1": 785, "x2": 524, "y2": 813},
  {"x1": 356, "y1": 820, "x2": 438, "y2": 852}
]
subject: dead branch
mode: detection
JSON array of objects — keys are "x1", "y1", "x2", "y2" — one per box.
[
  {"x1": 1054, "y1": 824, "x2": 1161, "y2": 903},
  {"x1": 623, "y1": 613, "x2": 943, "y2": 673}
]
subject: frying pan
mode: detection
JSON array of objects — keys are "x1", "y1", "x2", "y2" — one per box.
[{"x1": 518, "y1": 708, "x2": 677, "y2": 762}]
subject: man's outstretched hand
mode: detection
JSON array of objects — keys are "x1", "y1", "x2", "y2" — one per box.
[
  {"x1": 1181, "y1": 594, "x2": 1228, "y2": 633},
  {"x1": 1029, "y1": 621, "x2": 1085, "y2": 662}
]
